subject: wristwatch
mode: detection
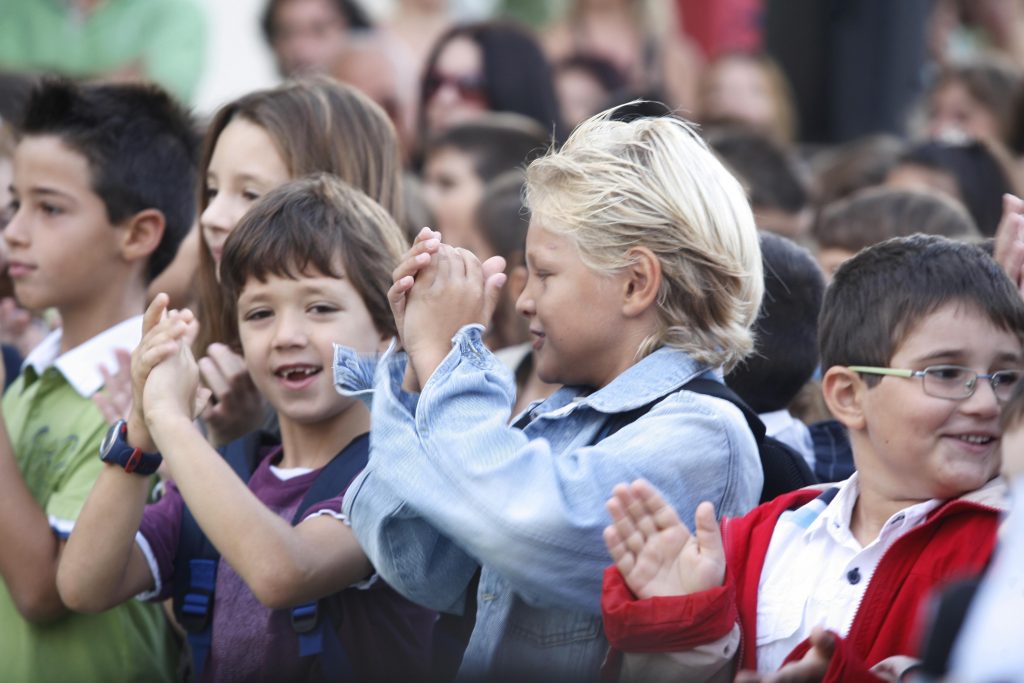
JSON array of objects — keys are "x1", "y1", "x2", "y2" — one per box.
[{"x1": 99, "y1": 419, "x2": 162, "y2": 475}]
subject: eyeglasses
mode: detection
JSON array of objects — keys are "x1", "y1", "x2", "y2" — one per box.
[
  {"x1": 423, "y1": 71, "x2": 487, "y2": 102},
  {"x1": 848, "y1": 365, "x2": 1022, "y2": 402}
]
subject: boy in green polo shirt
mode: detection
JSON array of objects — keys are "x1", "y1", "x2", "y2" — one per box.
[{"x1": 0, "y1": 78, "x2": 196, "y2": 682}]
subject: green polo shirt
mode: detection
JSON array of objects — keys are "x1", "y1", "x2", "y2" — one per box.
[
  {"x1": 0, "y1": 318, "x2": 177, "y2": 682},
  {"x1": 0, "y1": 0, "x2": 206, "y2": 103}
]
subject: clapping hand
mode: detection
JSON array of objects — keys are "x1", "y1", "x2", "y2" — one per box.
[
  {"x1": 389, "y1": 230, "x2": 506, "y2": 390},
  {"x1": 604, "y1": 479, "x2": 726, "y2": 600},
  {"x1": 994, "y1": 194, "x2": 1024, "y2": 299},
  {"x1": 735, "y1": 627, "x2": 835, "y2": 683}
]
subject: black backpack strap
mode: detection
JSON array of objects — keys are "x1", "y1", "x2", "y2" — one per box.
[
  {"x1": 589, "y1": 376, "x2": 816, "y2": 504},
  {"x1": 290, "y1": 433, "x2": 370, "y2": 524},
  {"x1": 681, "y1": 379, "x2": 767, "y2": 442},
  {"x1": 172, "y1": 430, "x2": 270, "y2": 681},
  {"x1": 289, "y1": 432, "x2": 370, "y2": 683},
  {"x1": 682, "y1": 380, "x2": 817, "y2": 502}
]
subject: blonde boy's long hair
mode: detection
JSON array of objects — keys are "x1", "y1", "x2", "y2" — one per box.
[{"x1": 525, "y1": 107, "x2": 763, "y2": 371}]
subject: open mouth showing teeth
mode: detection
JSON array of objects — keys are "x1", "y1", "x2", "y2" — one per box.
[
  {"x1": 277, "y1": 367, "x2": 321, "y2": 380},
  {"x1": 956, "y1": 435, "x2": 994, "y2": 445}
]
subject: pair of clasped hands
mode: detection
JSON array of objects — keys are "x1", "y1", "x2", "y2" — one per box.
[{"x1": 388, "y1": 228, "x2": 507, "y2": 392}]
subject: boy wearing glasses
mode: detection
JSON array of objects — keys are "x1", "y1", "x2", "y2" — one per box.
[{"x1": 600, "y1": 234, "x2": 1022, "y2": 682}]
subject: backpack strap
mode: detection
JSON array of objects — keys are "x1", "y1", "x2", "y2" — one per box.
[
  {"x1": 173, "y1": 429, "x2": 269, "y2": 681},
  {"x1": 588, "y1": 376, "x2": 816, "y2": 503},
  {"x1": 288, "y1": 432, "x2": 370, "y2": 683}
]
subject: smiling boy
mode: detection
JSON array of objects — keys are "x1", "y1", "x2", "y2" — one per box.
[
  {"x1": 57, "y1": 175, "x2": 435, "y2": 682},
  {"x1": 1, "y1": 79, "x2": 196, "y2": 682},
  {"x1": 602, "y1": 234, "x2": 1023, "y2": 682}
]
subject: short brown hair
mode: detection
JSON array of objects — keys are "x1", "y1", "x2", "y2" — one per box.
[
  {"x1": 219, "y1": 174, "x2": 407, "y2": 344},
  {"x1": 195, "y1": 78, "x2": 403, "y2": 353},
  {"x1": 813, "y1": 187, "x2": 978, "y2": 254}
]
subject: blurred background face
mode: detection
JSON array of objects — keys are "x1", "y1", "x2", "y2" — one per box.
[
  {"x1": 424, "y1": 36, "x2": 489, "y2": 134},
  {"x1": 701, "y1": 56, "x2": 777, "y2": 133},
  {"x1": 927, "y1": 80, "x2": 1000, "y2": 141},
  {"x1": 422, "y1": 146, "x2": 485, "y2": 254},
  {"x1": 886, "y1": 163, "x2": 962, "y2": 202},
  {"x1": 271, "y1": 0, "x2": 349, "y2": 76},
  {"x1": 556, "y1": 66, "x2": 608, "y2": 131}
]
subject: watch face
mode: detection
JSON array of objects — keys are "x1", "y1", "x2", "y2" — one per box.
[{"x1": 100, "y1": 420, "x2": 125, "y2": 458}]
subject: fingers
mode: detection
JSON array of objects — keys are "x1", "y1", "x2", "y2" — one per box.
[
  {"x1": 807, "y1": 627, "x2": 836, "y2": 662},
  {"x1": 198, "y1": 356, "x2": 230, "y2": 399},
  {"x1": 199, "y1": 344, "x2": 247, "y2": 403},
  {"x1": 142, "y1": 292, "x2": 170, "y2": 336},
  {"x1": 995, "y1": 194, "x2": 1024, "y2": 262},
  {"x1": 193, "y1": 386, "x2": 213, "y2": 420},
  {"x1": 392, "y1": 233, "x2": 441, "y2": 284}
]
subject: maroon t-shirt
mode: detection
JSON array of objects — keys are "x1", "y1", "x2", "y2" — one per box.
[{"x1": 138, "y1": 443, "x2": 435, "y2": 683}]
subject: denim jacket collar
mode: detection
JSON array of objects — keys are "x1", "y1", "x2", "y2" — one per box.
[{"x1": 563, "y1": 346, "x2": 716, "y2": 414}]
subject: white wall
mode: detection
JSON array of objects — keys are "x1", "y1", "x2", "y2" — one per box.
[{"x1": 192, "y1": 0, "x2": 280, "y2": 116}]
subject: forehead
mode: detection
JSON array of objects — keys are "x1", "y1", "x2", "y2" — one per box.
[
  {"x1": 238, "y1": 267, "x2": 352, "y2": 299},
  {"x1": 13, "y1": 135, "x2": 94, "y2": 194},
  {"x1": 425, "y1": 146, "x2": 476, "y2": 177},
  {"x1": 437, "y1": 36, "x2": 482, "y2": 73},
  {"x1": 208, "y1": 118, "x2": 289, "y2": 178},
  {"x1": 525, "y1": 218, "x2": 577, "y2": 260},
  {"x1": 276, "y1": 0, "x2": 341, "y2": 24},
  {"x1": 892, "y1": 301, "x2": 1023, "y2": 362}
]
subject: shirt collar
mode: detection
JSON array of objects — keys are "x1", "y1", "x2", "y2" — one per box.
[
  {"x1": 811, "y1": 473, "x2": 942, "y2": 546},
  {"x1": 23, "y1": 315, "x2": 143, "y2": 398},
  {"x1": 760, "y1": 409, "x2": 800, "y2": 435},
  {"x1": 573, "y1": 346, "x2": 714, "y2": 413}
]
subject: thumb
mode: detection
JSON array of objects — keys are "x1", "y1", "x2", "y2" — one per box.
[
  {"x1": 482, "y1": 271, "x2": 507, "y2": 323},
  {"x1": 143, "y1": 293, "x2": 169, "y2": 336},
  {"x1": 808, "y1": 627, "x2": 836, "y2": 661},
  {"x1": 693, "y1": 501, "x2": 724, "y2": 561},
  {"x1": 182, "y1": 315, "x2": 201, "y2": 348}
]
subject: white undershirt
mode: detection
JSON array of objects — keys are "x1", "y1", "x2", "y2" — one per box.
[{"x1": 755, "y1": 475, "x2": 940, "y2": 672}]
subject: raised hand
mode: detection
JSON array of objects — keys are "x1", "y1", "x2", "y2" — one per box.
[
  {"x1": 389, "y1": 227, "x2": 442, "y2": 347},
  {"x1": 126, "y1": 294, "x2": 197, "y2": 451},
  {"x1": 92, "y1": 348, "x2": 133, "y2": 426},
  {"x1": 604, "y1": 479, "x2": 726, "y2": 600},
  {"x1": 198, "y1": 343, "x2": 266, "y2": 447},
  {"x1": 993, "y1": 194, "x2": 1024, "y2": 299},
  {"x1": 401, "y1": 245, "x2": 506, "y2": 385},
  {"x1": 735, "y1": 627, "x2": 835, "y2": 683}
]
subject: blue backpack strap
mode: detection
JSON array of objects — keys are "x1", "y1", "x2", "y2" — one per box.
[
  {"x1": 288, "y1": 432, "x2": 370, "y2": 683},
  {"x1": 172, "y1": 430, "x2": 269, "y2": 681}
]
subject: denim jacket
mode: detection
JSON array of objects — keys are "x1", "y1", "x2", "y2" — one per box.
[{"x1": 335, "y1": 326, "x2": 762, "y2": 682}]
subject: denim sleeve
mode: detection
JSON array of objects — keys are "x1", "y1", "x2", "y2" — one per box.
[
  {"x1": 337, "y1": 339, "x2": 481, "y2": 613},
  {"x1": 405, "y1": 333, "x2": 760, "y2": 613}
]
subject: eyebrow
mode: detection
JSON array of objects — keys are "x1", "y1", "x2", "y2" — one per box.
[
  {"x1": 914, "y1": 349, "x2": 1023, "y2": 364},
  {"x1": 206, "y1": 172, "x2": 275, "y2": 185}
]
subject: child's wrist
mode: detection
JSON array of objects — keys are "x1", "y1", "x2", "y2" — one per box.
[
  {"x1": 125, "y1": 412, "x2": 156, "y2": 453},
  {"x1": 409, "y1": 344, "x2": 450, "y2": 389},
  {"x1": 144, "y1": 405, "x2": 193, "y2": 439}
]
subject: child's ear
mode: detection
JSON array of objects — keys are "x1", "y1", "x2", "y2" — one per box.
[
  {"x1": 621, "y1": 247, "x2": 661, "y2": 317},
  {"x1": 821, "y1": 366, "x2": 867, "y2": 431},
  {"x1": 121, "y1": 209, "x2": 166, "y2": 264}
]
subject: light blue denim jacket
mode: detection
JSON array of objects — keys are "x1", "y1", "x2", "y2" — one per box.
[{"x1": 335, "y1": 326, "x2": 762, "y2": 682}]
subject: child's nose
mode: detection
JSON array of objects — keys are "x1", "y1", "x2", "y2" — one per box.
[
  {"x1": 3, "y1": 206, "x2": 29, "y2": 246},
  {"x1": 200, "y1": 194, "x2": 235, "y2": 236},
  {"x1": 961, "y1": 380, "x2": 1001, "y2": 417},
  {"x1": 273, "y1": 313, "x2": 309, "y2": 348},
  {"x1": 515, "y1": 287, "x2": 534, "y2": 318}
]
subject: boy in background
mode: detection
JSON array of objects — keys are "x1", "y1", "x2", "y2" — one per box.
[
  {"x1": 0, "y1": 79, "x2": 196, "y2": 682},
  {"x1": 604, "y1": 235, "x2": 1021, "y2": 681}
]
